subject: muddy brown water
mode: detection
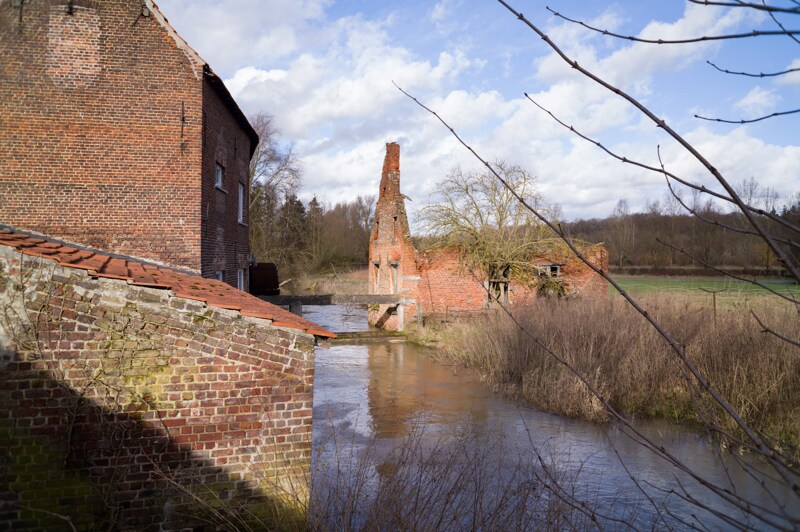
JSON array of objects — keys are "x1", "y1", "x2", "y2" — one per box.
[{"x1": 306, "y1": 305, "x2": 799, "y2": 530}]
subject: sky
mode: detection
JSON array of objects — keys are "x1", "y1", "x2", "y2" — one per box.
[{"x1": 157, "y1": 0, "x2": 800, "y2": 223}]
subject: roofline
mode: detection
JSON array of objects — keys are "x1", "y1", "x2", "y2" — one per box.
[
  {"x1": 203, "y1": 66, "x2": 260, "y2": 157},
  {"x1": 146, "y1": 1, "x2": 259, "y2": 157}
]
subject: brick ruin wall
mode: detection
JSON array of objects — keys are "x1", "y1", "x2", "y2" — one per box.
[
  {"x1": 368, "y1": 143, "x2": 609, "y2": 331},
  {"x1": 0, "y1": 246, "x2": 314, "y2": 530},
  {"x1": 0, "y1": 0, "x2": 253, "y2": 273}
]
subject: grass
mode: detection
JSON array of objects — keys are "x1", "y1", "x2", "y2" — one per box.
[
  {"x1": 612, "y1": 274, "x2": 800, "y2": 305},
  {"x1": 432, "y1": 295, "x2": 800, "y2": 450}
]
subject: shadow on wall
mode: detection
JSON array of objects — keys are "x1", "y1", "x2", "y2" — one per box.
[{"x1": 0, "y1": 356, "x2": 305, "y2": 531}]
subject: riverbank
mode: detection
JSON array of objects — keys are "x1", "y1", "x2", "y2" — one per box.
[{"x1": 420, "y1": 296, "x2": 800, "y2": 450}]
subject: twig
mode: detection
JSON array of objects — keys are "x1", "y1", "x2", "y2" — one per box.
[
  {"x1": 504, "y1": 1, "x2": 800, "y2": 291},
  {"x1": 694, "y1": 107, "x2": 800, "y2": 124},
  {"x1": 547, "y1": 6, "x2": 800, "y2": 43},
  {"x1": 706, "y1": 60, "x2": 800, "y2": 78}
]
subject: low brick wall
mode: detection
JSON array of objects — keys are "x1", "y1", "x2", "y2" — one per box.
[{"x1": 0, "y1": 246, "x2": 315, "y2": 530}]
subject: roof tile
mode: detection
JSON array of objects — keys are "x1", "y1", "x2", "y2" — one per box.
[{"x1": 0, "y1": 227, "x2": 334, "y2": 339}]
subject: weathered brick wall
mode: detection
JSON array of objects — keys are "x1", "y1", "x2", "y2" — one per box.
[
  {"x1": 0, "y1": 0, "x2": 253, "y2": 278},
  {"x1": 201, "y1": 79, "x2": 251, "y2": 288},
  {"x1": 416, "y1": 248, "x2": 487, "y2": 314},
  {"x1": 368, "y1": 142, "x2": 420, "y2": 330},
  {"x1": 0, "y1": 246, "x2": 314, "y2": 530}
]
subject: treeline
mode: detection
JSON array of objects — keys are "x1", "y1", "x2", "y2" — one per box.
[
  {"x1": 568, "y1": 195, "x2": 800, "y2": 275},
  {"x1": 250, "y1": 190, "x2": 374, "y2": 277},
  {"x1": 246, "y1": 112, "x2": 374, "y2": 278}
]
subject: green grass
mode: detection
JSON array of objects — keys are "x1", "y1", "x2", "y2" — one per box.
[{"x1": 610, "y1": 275, "x2": 800, "y2": 301}]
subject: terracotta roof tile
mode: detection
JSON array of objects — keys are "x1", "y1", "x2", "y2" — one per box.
[{"x1": 0, "y1": 227, "x2": 335, "y2": 339}]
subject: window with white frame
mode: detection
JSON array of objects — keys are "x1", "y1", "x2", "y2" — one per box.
[
  {"x1": 215, "y1": 164, "x2": 224, "y2": 189},
  {"x1": 238, "y1": 182, "x2": 245, "y2": 223},
  {"x1": 237, "y1": 269, "x2": 245, "y2": 291},
  {"x1": 214, "y1": 271, "x2": 224, "y2": 281}
]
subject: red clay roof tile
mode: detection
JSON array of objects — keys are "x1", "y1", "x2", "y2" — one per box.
[{"x1": 0, "y1": 227, "x2": 334, "y2": 339}]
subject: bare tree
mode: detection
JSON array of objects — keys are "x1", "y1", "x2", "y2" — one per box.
[
  {"x1": 419, "y1": 161, "x2": 558, "y2": 282},
  {"x1": 248, "y1": 112, "x2": 303, "y2": 263}
]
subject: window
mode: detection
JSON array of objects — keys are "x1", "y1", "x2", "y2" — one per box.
[
  {"x1": 237, "y1": 269, "x2": 245, "y2": 291},
  {"x1": 215, "y1": 164, "x2": 224, "y2": 189},
  {"x1": 214, "y1": 271, "x2": 224, "y2": 281},
  {"x1": 238, "y1": 182, "x2": 245, "y2": 223}
]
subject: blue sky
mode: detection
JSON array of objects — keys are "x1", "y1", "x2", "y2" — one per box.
[{"x1": 157, "y1": 0, "x2": 800, "y2": 222}]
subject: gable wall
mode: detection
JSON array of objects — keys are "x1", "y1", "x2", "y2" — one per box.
[{"x1": 0, "y1": 0, "x2": 205, "y2": 270}]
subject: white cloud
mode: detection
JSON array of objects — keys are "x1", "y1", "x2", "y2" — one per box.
[
  {"x1": 156, "y1": 0, "x2": 331, "y2": 74},
  {"x1": 777, "y1": 58, "x2": 800, "y2": 87},
  {"x1": 734, "y1": 87, "x2": 780, "y2": 118}
]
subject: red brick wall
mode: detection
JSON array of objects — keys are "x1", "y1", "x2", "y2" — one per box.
[
  {"x1": 416, "y1": 248, "x2": 487, "y2": 314},
  {"x1": 201, "y1": 79, "x2": 251, "y2": 288},
  {"x1": 368, "y1": 143, "x2": 608, "y2": 330},
  {"x1": 0, "y1": 246, "x2": 313, "y2": 530},
  {"x1": 0, "y1": 0, "x2": 252, "y2": 277}
]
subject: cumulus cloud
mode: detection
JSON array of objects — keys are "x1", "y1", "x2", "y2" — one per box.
[
  {"x1": 156, "y1": 0, "x2": 800, "y2": 220},
  {"x1": 734, "y1": 87, "x2": 780, "y2": 118},
  {"x1": 777, "y1": 58, "x2": 800, "y2": 87}
]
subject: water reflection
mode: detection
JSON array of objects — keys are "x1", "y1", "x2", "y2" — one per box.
[{"x1": 309, "y1": 306, "x2": 798, "y2": 529}]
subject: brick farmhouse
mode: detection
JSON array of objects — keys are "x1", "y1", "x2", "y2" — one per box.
[{"x1": 369, "y1": 143, "x2": 608, "y2": 331}]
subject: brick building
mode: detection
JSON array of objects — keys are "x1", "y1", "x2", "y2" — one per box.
[
  {"x1": 0, "y1": 0, "x2": 256, "y2": 289},
  {"x1": 369, "y1": 143, "x2": 608, "y2": 331}
]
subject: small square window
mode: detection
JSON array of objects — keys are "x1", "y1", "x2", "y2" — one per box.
[
  {"x1": 237, "y1": 269, "x2": 245, "y2": 291},
  {"x1": 214, "y1": 271, "x2": 224, "y2": 282},
  {"x1": 238, "y1": 182, "x2": 245, "y2": 224},
  {"x1": 215, "y1": 164, "x2": 224, "y2": 189}
]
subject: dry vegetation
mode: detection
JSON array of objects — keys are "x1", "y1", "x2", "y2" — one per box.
[
  {"x1": 433, "y1": 296, "x2": 800, "y2": 448},
  {"x1": 284, "y1": 267, "x2": 369, "y2": 295}
]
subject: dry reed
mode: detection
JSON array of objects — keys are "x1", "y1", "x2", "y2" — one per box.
[{"x1": 434, "y1": 296, "x2": 800, "y2": 446}]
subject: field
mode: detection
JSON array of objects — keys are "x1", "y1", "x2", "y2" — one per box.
[{"x1": 611, "y1": 274, "x2": 799, "y2": 306}]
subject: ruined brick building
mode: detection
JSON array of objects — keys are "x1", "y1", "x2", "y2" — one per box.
[
  {"x1": 369, "y1": 143, "x2": 608, "y2": 331},
  {"x1": 0, "y1": 1, "x2": 334, "y2": 529},
  {"x1": 1, "y1": 0, "x2": 255, "y2": 289}
]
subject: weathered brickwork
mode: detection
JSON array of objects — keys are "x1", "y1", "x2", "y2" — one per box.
[
  {"x1": 368, "y1": 143, "x2": 609, "y2": 330},
  {"x1": 0, "y1": 0, "x2": 255, "y2": 286},
  {"x1": 0, "y1": 246, "x2": 314, "y2": 530}
]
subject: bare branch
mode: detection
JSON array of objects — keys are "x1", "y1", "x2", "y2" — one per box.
[
  {"x1": 766, "y1": 2, "x2": 800, "y2": 45},
  {"x1": 547, "y1": 6, "x2": 800, "y2": 43},
  {"x1": 707, "y1": 60, "x2": 800, "y2": 77},
  {"x1": 688, "y1": 0, "x2": 800, "y2": 14},
  {"x1": 659, "y1": 156, "x2": 800, "y2": 250},
  {"x1": 503, "y1": 1, "x2": 800, "y2": 285},
  {"x1": 694, "y1": 107, "x2": 800, "y2": 124},
  {"x1": 751, "y1": 310, "x2": 800, "y2": 346},
  {"x1": 523, "y1": 94, "x2": 800, "y2": 235}
]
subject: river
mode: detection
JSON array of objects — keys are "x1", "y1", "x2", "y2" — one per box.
[{"x1": 305, "y1": 305, "x2": 798, "y2": 530}]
